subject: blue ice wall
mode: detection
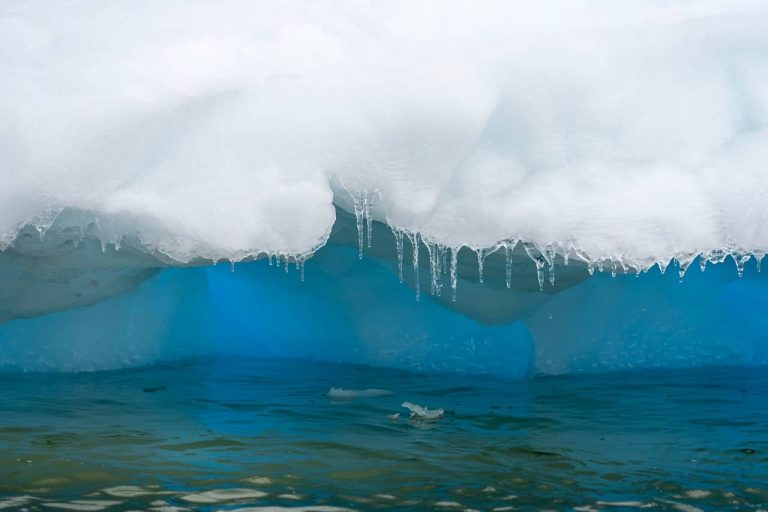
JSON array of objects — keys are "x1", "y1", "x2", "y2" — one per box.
[
  {"x1": 0, "y1": 242, "x2": 766, "y2": 376},
  {"x1": 530, "y1": 260, "x2": 768, "y2": 374},
  {"x1": 0, "y1": 245, "x2": 534, "y2": 376}
]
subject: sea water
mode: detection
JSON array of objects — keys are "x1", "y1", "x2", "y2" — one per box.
[{"x1": 1, "y1": 358, "x2": 766, "y2": 511}]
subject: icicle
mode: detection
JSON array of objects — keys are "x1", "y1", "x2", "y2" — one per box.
[
  {"x1": 351, "y1": 190, "x2": 375, "y2": 255},
  {"x1": 426, "y1": 242, "x2": 444, "y2": 297},
  {"x1": 406, "y1": 231, "x2": 420, "y2": 300},
  {"x1": 476, "y1": 249, "x2": 485, "y2": 284},
  {"x1": 544, "y1": 244, "x2": 556, "y2": 286},
  {"x1": 34, "y1": 205, "x2": 57, "y2": 241},
  {"x1": 284, "y1": 255, "x2": 289, "y2": 273},
  {"x1": 657, "y1": 259, "x2": 668, "y2": 274},
  {"x1": 426, "y1": 243, "x2": 435, "y2": 295},
  {"x1": 610, "y1": 258, "x2": 617, "y2": 278},
  {"x1": 587, "y1": 262, "x2": 595, "y2": 276},
  {"x1": 392, "y1": 227, "x2": 404, "y2": 283},
  {"x1": 534, "y1": 258, "x2": 545, "y2": 291},
  {"x1": 300, "y1": 260, "x2": 305, "y2": 282},
  {"x1": 230, "y1": 260, "x2": 236, "y2": 272},
  {"x1": 504, "y1": 242, "x2": 514, "y2": 289},
  {"x1": 441, "y1": 246, "x2": 449, "y2": 275},
  {"x1": 522, "y1": 242, "x2": 545, "y2": 291},
  {"x1": 364, "y1": 193, "x2": 373, "y2": 249},
  {"x1": 563, "y1": 242, "x2": 573, "y2": 266},
  {"x1": 450, "y1": 247, "x2": 458, "y2": 302},
  {"x1": 352, "y1": 192, "x2": 365, "y2": 259},
  {"x1": 436, "y1": 244, "x2": 445, "y2": 296},
  {"x1": 756, "y1": 252, "x2": 764, "y2": 272},
  {"x1": 733, "y1": 253, "x2": 751, "y2": 277},
  {"x1": 699, "y1": 254, "x2": 707, "y2": 272},
  {"x1": 676, "y1": 253, "x2": 697, "y2": 282}
]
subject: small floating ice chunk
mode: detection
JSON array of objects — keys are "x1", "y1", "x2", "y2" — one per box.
[
  {"x1": 434, "y1": 501, "x2": 463, "y2": 508},
  {"x1": 595, "y1": 501, "x2": 655, "y2": 508},
  {"x1": 42, "y1": 501, "x2": 122, "y2": 511},
  {"x1": 101, "y1": 485, "x2": 171, "y2": 498},
  {"x1": 401, "y1": 401, "x2": 444, "y2": 420},
  {"x1": 0, "y1": 496, "x2": 37, "y2": 510},
  {"x1": 659, "y1": 501, "x2": 704, "y2": 512},
  {"x1": 327, "y1": 388, "x2": 394, "y2": 399},
  {"x1": 179, "y1": 488, "x2": 267, "y2": 504},
  {"x1": 242, "y1": 476, "x2": 272, "y2": 486},
  {"x1": 149, "y1": 503, "x2": 190, "y2": 512},
  {"x1": 386, "y1": 413, "x2": 400, "y2": 421}
]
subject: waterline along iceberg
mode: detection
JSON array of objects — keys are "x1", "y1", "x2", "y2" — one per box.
[{"x1": 1, "y1": 1, "x2": 767, "y2": 375}]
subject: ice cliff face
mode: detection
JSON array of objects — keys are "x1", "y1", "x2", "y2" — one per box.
[
  {"x1": 1, "y1": 1, "x2": 768, "y2": 374},
  {"x1": 0, "y1": 210, "x2": 766, "y2": 376}
]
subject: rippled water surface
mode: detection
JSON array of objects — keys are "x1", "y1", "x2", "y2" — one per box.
[{"x1": 1, "y1": 358, "x2": 767, "y2": 511}]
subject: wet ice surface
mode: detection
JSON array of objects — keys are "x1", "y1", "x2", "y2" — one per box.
[{"x1": 0, "y1": 358, "x2": 767, "y2": 511}]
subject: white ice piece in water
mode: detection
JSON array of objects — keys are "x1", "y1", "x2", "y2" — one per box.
[
  {"x1": 401, "y1": 401, "x2": 445, "y2": 420},
  {"x1": 179, "y1": 489, "x2": 267, "y2": 504},
  {"x1": 327, "y1": 388, "x2": 394, "y2": 398}
]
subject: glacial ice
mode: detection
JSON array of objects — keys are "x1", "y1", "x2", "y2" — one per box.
[
  {"x1": 2, "y1": 0, "x2": 768, "y2": 270},
  {"x1": 0, "y1": 209, "x2": 765, "y2": 376},
  {"x1": 1, "y1": 1, "x2": 768, "y2": 376}
]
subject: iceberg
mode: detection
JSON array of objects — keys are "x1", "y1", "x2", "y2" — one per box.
[{"x1": 0, "y1": 1, "x2": 767, "y2": 376}]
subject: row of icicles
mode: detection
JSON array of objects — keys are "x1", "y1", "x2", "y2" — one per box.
[
  {"x1": 347, "y1": 190, "x2": 766, "y2": 302},
  {"x1": 9, "y1": 200, "x2": 766, "y2": 301}
]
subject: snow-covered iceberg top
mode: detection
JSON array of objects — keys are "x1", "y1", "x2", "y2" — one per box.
[{"x1": 1, "y1": 0, "x2": 767, "y2": 270}]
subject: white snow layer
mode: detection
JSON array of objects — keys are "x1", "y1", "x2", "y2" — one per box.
[{"x1": 1, "y1": 0, "x2": 768, "y2": 269}]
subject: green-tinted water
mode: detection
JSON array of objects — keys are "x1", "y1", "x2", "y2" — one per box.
[{"x1": 1, "y1": 358, "x2": 766, "y2": 511}]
